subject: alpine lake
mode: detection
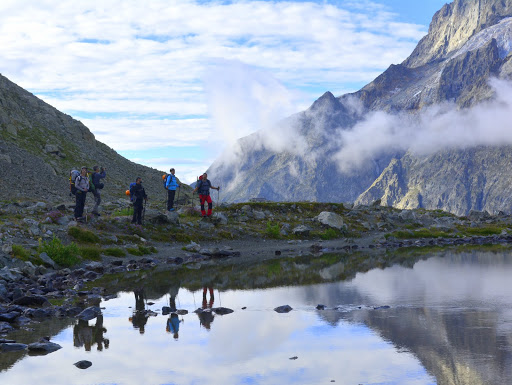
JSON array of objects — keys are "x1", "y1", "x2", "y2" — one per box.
[{"x1": 2, "y1": 246, "x2": 512, "y2": 385}]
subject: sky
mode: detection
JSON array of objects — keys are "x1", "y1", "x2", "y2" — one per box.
[{"x1": 0, "y1": 0, "x2": 448, "y2": 183}]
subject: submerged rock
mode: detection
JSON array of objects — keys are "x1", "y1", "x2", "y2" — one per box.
[
  {"x1": 28, "y1": 341, "x2": 62, "y2": 354},
  {"x1": 77, "y1": 306, "x2": 102, "y2": 321},
  {"x1": 274, "y1": 305, "x2": 293, "y2": 313},
  {"x1": 212, "y1": 307, "x2": 234, "y2": 315},
  {"x1": 1, "y1": 343, "x2": 27, "y2": 352},
  {"x1": 74, "y1": 360, "x2": 92, "y2": 369}
]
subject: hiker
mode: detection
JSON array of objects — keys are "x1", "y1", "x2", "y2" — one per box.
[
  {"x1": 130, "y1": 177, "x2": 147, "y2": 225},
  {"x1": 198, "y1": 286, "x2": 215, "y2": 330},
  {"x1": 165, "y1": 168, "x2": 180, "y2": 212},
  {"x1": 193, "y1": 173, "x2": 219, "y2": 217},
  {"x1": 91, "y1": 165, "x2": 106, "y2": 216},
  {"x1": 74, "y1": 166, "x2": 89, "y2": 221}
]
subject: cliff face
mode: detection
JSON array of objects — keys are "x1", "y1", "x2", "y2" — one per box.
[
  {"x1": 0, "y1": 74, "x2": 190, "y2": 204},
  {"x1": 208, "y1": 0, "x2": 512, "y2": 215}
]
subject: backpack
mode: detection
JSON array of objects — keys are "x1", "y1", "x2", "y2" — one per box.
[
  {"x1": 162, "y1": 174, "x2": 169, "y2": 189},
  {"x1": 69, "y1": 169, "x2": 80, "y2": 195},
  {"x1": 87, "y1": 172, "x2": 96, "y2": 192},
  {"x1": 129, "y1": 182, "x2": 137, "y2": 202}
]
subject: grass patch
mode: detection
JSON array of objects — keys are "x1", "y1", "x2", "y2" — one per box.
[
  {"x1": 79, "y1": 246, "x2": 102, "y2": 261},
  {"x1": 387, "y1": 228, "x2": 454, "y2": 239},
  {"x1": 112, "y1": 207, "x2": 133, "y2": 216},
  {"x1": 457, "y1": 225, "x2": 506, "y2": 236},
  {"x1": 103, "y1": 247, "x2": 127, "y2": 257},
  {"x1": 319, "y1": 228, "x2": 341, "y2": 240},
  {"x1": 38, "y1": 237, "x2": 80, "y2": 267},
  {"x1": 68, "y1": 226, "x2": 100, "y2": 243}
]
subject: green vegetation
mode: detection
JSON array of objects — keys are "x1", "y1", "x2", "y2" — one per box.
[
  {"x1": 126, "y1": 244, "x2": 157, "y2": 256},
  {"x1": 112, "y1": 207, "x2": 132, "y2": 216},
  {"x1": 103, "y1": 247, "x2": 127, "y2": 257},
  {"x1": 319, "y1": 228, "x2": 341, "y2": 240},
  {"x1": 265, "y1": 221, "x2": 281, "y2": 239},
  {"x1": 456, "y1": 224, "x2": 506, "y2": 236},
  {"x1": 11, "y1": 244, "x2": 32, "y2": 261},
  {"x1": 68, "y1": 226, "x2": 100, "y2": 243},
  {"x1": 38, "y1": 237, "x2": 80, "y2": 267},
  {"x1": 79, "y1": 246, "x2": 102, "y2": 261},
  {"x1": 386, "y1": 227, "x2": 454, "y2": 239}
]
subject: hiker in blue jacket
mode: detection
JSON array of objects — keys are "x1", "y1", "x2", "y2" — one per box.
[{"x1": 165, "y1": 168, "x2": 180, "y2": 211}]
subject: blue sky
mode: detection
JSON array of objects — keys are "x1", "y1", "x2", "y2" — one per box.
[{"x1": 0, "y1": 0, "x2": 448, "y2": 183}]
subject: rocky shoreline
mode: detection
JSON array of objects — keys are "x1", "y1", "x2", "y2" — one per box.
[{"x1": 2, "y1": 199, "x2": 512, "y2": 356}]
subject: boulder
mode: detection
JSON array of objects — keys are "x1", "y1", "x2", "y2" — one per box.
[
  {"x1": 315, "y1": 212, "x2": 345, "y2": 230},
  {"x1": 292, "y1": 225, "x2": 312, "y2": 236},
  {"x1": 0, "y1": 343, "x2": 27, "y2": 352},
  {"x1": 28, "y1": 341, "x2": 62, "y2": 354},
  {"x1": 274, "y1": 305, "x2": 293, "y2": 313},
  {"x1": 212, "y1": 307, "x2": 234, "y2": 315},
  {"x1": 13, "y1": 295, "x2": 51, "y2": 308},
  {"x1": 0, "y1": 322, "x2": 14, "y2": 333},
  {"x1": 77, "y1": 306, "x2": 102, "y2": 321},
  {"x1": 39, "y1": 252, "x2": 58, "y2": 269}
]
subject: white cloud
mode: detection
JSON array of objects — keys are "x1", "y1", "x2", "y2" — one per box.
[{"x1": 0, "y1": 0, "x2": 429, "y2": 173}]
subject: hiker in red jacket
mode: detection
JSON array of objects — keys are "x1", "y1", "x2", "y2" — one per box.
[{"x1": 193, "y1": 173, "x2": 219, "y2": 217}]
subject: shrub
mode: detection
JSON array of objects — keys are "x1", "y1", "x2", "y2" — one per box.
[
  {"x1": 38, "y1": 237, "x2": 80, "y2": 267},
  {"x1": 266, "y1": 222, "x2": 281, "y2": 239},
  {"x1": 112, "y1": 207, "x2": 132, "y2": 216},
  {"x1": 68, "y1": 226, "x2": 100, "y2": 243},
  {"x1": 12, "y1": 244, "x2": 31, "y2": 261},
  {"x1": 320, "y1": 228, "x2": 340, "y2": 240},
  {"x1": 103, "y1": 248, "x2": 127, "y2": 257}
]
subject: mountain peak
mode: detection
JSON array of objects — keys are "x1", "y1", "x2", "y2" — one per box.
[
  {"x1": 309, "y1": 91, "x2": 337, "y2": 111},
  {"x1": 404, "y1": 0, "x2": 512, "y2": 68}
]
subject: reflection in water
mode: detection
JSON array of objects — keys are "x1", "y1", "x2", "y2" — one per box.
[
  {"x1": 73, "y1": 315, "x2": 109, "y2": 352},
  {"x1": 198, "y1": 287, "x2": 215, "y2": 330},
  {"x1": 5, "y1": 250, "x2": 512, "y2": 384},
  {"x1": 129, "y1": 288, "x2": 148, "y2": 334},
  {"x1": 166, "y1": 313, "x2": 180, "y2": 339}
]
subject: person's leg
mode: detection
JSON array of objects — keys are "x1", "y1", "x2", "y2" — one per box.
[
  {"x1": 131, "y1": 203, "x2": 137, "y2": 223},
  {"x1": 92, "y1": 191, "x2": 101, "y2": 214},
  {"x1": 169, "y1": 190, "x2": 176, "y2": 210},
  {"x1": 199, "y1": 195, "x2": 206, "y2": 216},
  {"x1": 167, "y1": 189, "x2": 172, "y2": 211},
  {"x1": 206, "y1": 195, "x2": 213, "y2": 216},
  {"x1": 136, "y1": 204, "x2": 143, "y2": 225},
  {"x1": 75, "y1": 192, "x2": 86, "y2": 218}
]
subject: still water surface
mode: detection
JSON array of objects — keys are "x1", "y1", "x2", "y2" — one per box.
[{"x1": 2, "y1": 250, "x2": 512, "y2": 384}]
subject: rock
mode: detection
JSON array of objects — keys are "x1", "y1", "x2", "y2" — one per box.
[
  {"x1": 198, "y1": 221, "x2": 214, "y2": 230},
  {"x1": 162, "y1": 306, "x2": 171, "y2": 315},
  {"x1": 373, "y1": 305, "x2": 391, "y2": 310},
  {"x1": 0, "y1": 321, "x2": 14, "y2": 333},
  {"x1": 274, "y1": 305, "x2": 293, "y2": 313},
  {"x1": 28, "y1": 341, "x2": 62, "y2": 354},
  {"x1": 253, "y1": 210, "x2": 266, "y2": 220},
  {"x1": 212, "y1": 212, "x2": 228, "y2": 225},
  {"x1": 212, "y1": 307, "x2": 234, "y2": 315},
  {"x1": 0, "y1": 343, "x2": 27, "y2": 352},
  {"x1": 184, "y1": 242, "x2": 201, "y2": 252},
  {"x1": 85, "y1": 262, "x2": 104, "y2": 274},
  {"x1": 39, "y1": 252, "x2": 58, "y2": 269},
  {"x1": 13, "y1": 295, "x2": 51, "y2": 307},
  {"x1": 74, "y1": 360, "x2": 92, "y2": 369},
  {"x1": 292, "y1": 225, "x2": 312, "y2": 236},
  {"x1": 0, "y1": 311, "x2": 20, "y2": 322},
  {"x1": 77, "y1": 306, "x2": 102, "y2": 321},
  {"x1": 315, "y1": 212, "x2": 345, "y2": 230},
  {"x1": 1, "y1": 244, "x2": 12, "y2": 254},
  {"x1": 316, "y1": 304, "x2": 326, "y2": 310}
]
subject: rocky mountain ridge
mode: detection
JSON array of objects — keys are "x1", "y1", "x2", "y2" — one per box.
[
  {"x1": 0, "y1": 73, "x2": 192, "y2": 206},
  {"x1": 207, "y1": 0, "x2": 512, "y2": 215}
]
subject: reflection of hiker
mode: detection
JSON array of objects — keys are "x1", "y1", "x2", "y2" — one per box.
[
  {"x1": 74, "y1": 166, "x2": 89, "y2": 221},
  {"x1": 193, "y1": 173, "x2": 219, "y2": 217},
  {"x1": 91, "y1": 165, "x2": 106, "y2": 216},
  {"x1": 166, "y1": 313, "x2": 180, "y2": 339},
  {"x1": 165, "y1": 168, "x2": 180, "y2": 212},
  {"x1": 130, "y1": 177, "x2": 147, "y2": 225},
  {"x1": 169, "y1": 284, "x2": 180, "y2": 312},
  {"x1": 130, "y1": 288, "x2": 148, "y2": 334},
  {"x1": 73, "y1": 315, "x2": 109, "y2": 351},
  {"x1": 198, "y1": 286, "x2": 215, "y2": 330}
]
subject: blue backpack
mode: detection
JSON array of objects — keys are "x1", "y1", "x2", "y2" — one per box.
[{"x1": 129, "y1": 182, "x2": 137, "y2": 202}]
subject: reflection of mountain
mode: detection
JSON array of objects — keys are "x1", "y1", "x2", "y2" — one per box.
[{"x1": 309, "y1": 251, "x2": 512, "y2": 385}]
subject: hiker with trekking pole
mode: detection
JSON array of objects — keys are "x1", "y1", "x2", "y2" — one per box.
[
  {"x1": 193, "y1": 172, "x2": 219, "y2": 217},
  {"x1": 130, "y1": 177, "x2": 147, "y2": 225},
  {"x1": 164, "y1": 168, "x2": 180, "y2": 212}
]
